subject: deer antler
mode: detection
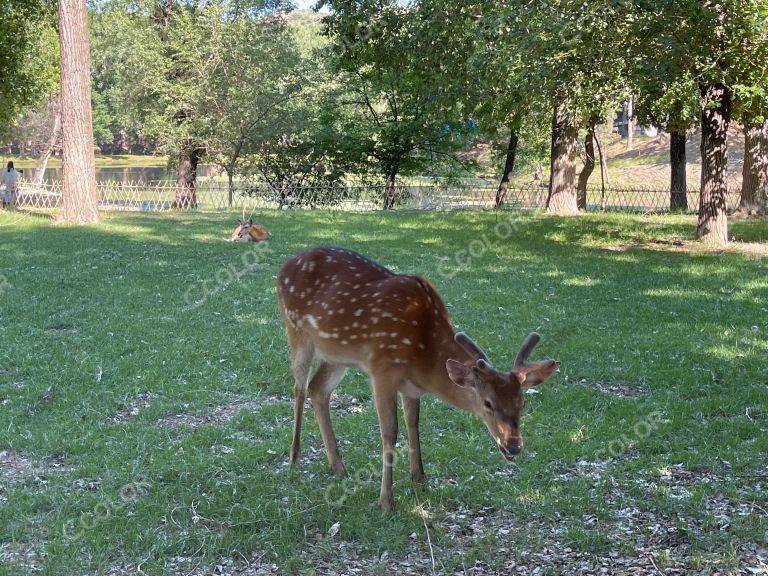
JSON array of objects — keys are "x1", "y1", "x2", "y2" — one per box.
[
  {"x1": 455, "y1": 332, "x2": 489, "y2": 362},
  {"x1": 513, "y1": 332, "x2": 541, "y2": 367}
]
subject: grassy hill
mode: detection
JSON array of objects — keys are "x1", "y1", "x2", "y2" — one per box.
[{"x1": 497, "y1": 126, "x2": 747, "y2": 190}]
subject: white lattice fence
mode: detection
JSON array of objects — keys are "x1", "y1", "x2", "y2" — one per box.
[{"x1": 11, "y1": 180, "x2": 743, "y2": 213}]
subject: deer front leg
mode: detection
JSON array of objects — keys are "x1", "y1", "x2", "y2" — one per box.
[
  {"x1": 308, "y1": 362, "x2": 348, "y2": 477},
  {"x1": 373, "y1": 380, "x2": 399, "y2": 512},
  {"x1": 401, "y1": 395, "x2": 426, "y2": 484}
]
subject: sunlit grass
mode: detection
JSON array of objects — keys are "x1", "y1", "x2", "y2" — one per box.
[{"x1": 0, "y1": 208, "x2": 765, "y2": 574}]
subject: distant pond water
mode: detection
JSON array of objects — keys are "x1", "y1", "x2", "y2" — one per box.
[{"x1": 42, "y1": 165, "x2": 220, "y2": 183}]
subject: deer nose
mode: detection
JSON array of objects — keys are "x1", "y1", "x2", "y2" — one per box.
[{"x1": 498, "y1": 437, "x2": 523, "y2": 459}]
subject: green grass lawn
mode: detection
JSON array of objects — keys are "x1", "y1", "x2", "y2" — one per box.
[
  {"x1": 7, "y1": 155, "x2": 168, "y2": 170},
  {"x1": 0, "y1": 209, "x2": 766, "y2": 575}
]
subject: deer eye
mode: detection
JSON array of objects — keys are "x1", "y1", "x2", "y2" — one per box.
[{"x1": 483, "y1": 399, "x2": 494, "y2": 412}]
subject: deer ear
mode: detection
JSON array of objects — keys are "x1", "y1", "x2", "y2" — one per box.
[
  {"x1": 513, "y1": 360, "x2": 559, "y2": 388},
  {"x1": 446, "y1": 359, "x2": 475, "y2": 388}
]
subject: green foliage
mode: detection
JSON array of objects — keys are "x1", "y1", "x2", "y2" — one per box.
[
  {"x1": 319, "y1": 0, "x2": 473, "y2": 183},
  {"x1": 0, "y1": 1, "x2": 58, "y2": 124},
  {"x1": 632, "y1": 0, "x2": 768, "y2": 128},
  {"x1": 89, "y1": 0, "x2": 294, "y2": 159}
]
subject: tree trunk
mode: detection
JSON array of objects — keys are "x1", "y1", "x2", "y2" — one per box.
[
  {"x1": 670, "y1": 130, "x2": 688, "y2": 210},
  {"x1": 173, "y1": 146, "x2": 200, "y2": 208},
  {"x1": 117, "y1": 128, "x2": 129, "y2": 153},
  {"x1": 594, "y1": 127, "x2": 609, "y2": 211},
  {"x1": 576, "y1": 127, "x2": 595, "y2": 210},
  {"x1": 495, "y1": 130, "x2": 519, "y2": 208},
  {"x1": 626, "y1": 98, "x2": 635, "y2": 152},
  {"x1": 227, "y1": 169, "x2": 234, "y2": 208},
  {"x1": 546, "y1": 102, "x2": 579, "y2": 214},
  {"x1": 696, "y1": 83, "x2": 732, "y2": 245},
  {"x1": 383, "y1": 166, "x2": 398, "y2": 210},
  {"x1": 739, "y1": 119, "x2": 768, "y2": 213},
  {"x1": 54, "y1": 0, "x2": 99, "y2": 224},
  {"x1": 34, "y1": 102, "x2": 62, "y2": 185}
]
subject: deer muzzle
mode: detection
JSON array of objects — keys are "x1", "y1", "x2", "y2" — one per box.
[{"x1": 498, "y1": 436, "x2": 523, "y2": 459}]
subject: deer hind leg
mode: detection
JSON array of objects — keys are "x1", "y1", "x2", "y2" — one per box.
[
  {"x1": 288, "y1": 329, "x2": 314, "y2": 466},
  {"x1": 308, "y1": 361, "x2": 348, "y2": 477},
  {"x1": 401, "y1": 395, "x2": 426, "y2": 484}
]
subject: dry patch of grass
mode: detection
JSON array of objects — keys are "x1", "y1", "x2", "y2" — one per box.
[{"x1": 0, "y1": 450, "x2": 72, "y2": 481}]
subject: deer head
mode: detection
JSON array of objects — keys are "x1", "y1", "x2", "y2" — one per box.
[
  {"x1": 446, "y1": 332, "x2": 559, "y2": 459},
  {"x1": 228, "y1": 219, "x2": 269, "y2": 242}
]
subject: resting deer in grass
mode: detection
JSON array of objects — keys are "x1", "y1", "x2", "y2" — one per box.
[
  {"x1": 277, "y1": 246, "x2": 559, "y2": 511},
  {"x1": 228, "y1": 219, "x2": 269, "y2": 242}
]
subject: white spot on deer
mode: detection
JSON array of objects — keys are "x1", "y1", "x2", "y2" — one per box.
[
  {"x1": 338, "y1": 308, "x2": 345, "y2": 314},
  {"x1": 390, "y1": 332, "x2": 398, "y2": 338},
  {"x1": 371, "y1": 317, "x2": 379, "y2": 324},
  {"x1": 307, "y1": 315, "x2": 319, "y2": 329},
  {"x1": 402, "y1": 338, "x2": 412, "y2": 345},
  {"x1": 289, "y1": 286, "x2": 295, "y2": 294},
  {"x1": 318, "y1": 330, "x2": 333, "y2": 339},
  {"x1": 354, "y1": 309, "x2": 364, "y2": 317},
  {"x1": 418, "y1": 343, "x2": 426, "y2": 350},
  {"x1": 341, "y1": 340, "x2": 349, "y2": 345}
]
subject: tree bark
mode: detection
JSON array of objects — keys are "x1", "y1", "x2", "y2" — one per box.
[
  {"x1": 739, "y1": 119, "x2": 768, "y2": 213},
  {"x1": 34, "y1": 101, "x2": 62, "y2": 185},
  {"x1": 576, "y1": 127, "x2": 595, "y2": 210},
  {"x1": 546, "y1": 102, "x2": 579, "y2": 214},
  {"x1": 173, "y1": 145, "x2": 200, "y2": 208},
  {"x1": 696, "y1": 83, "x2": 732, "y2": 245},
  {"x1": 594, "y1": 127, "x2": 609, "y2": 211},
  {"x1": 495, "y1": 130, "x2": 519, "y2": 208},
  {"x1": 227, "y1": 169, "x2": 234, "y2": 208},
  {"x1": 54, "y1": 0, "x2": 100, "y2": 224},
  {"x1": 383, "y1": 165, "x2": 398, "y2": 210},
  {"x1": 670, "y1": 130, "x2": 687, "y2": 210},
  {"x1": 626, "y1": 98, "x2": 635, "y2": 152}
]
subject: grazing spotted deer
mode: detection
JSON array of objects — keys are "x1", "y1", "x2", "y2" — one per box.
[
  {"x1": 228, "y1": 219, "x2": 269, "y2": 242},
  {"x1": 277, "y1": 246, "x2": 559, "y2": 511}
]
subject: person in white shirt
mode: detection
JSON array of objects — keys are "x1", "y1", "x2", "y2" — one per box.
[{"x1": 2, "y1": 161, "x2": 22, "y2": 207}]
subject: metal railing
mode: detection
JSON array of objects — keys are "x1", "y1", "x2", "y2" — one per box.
[{"x1": 12, "y1": 180, "x2": 743, "y2": 213}]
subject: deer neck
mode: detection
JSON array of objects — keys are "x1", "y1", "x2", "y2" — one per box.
[{"x1": 416, "y1": 335, "x2": 479, "y2": 413}]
